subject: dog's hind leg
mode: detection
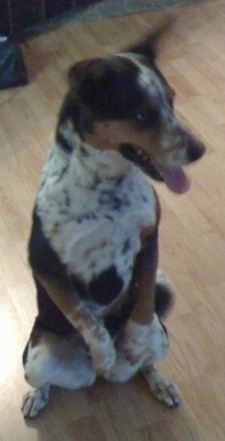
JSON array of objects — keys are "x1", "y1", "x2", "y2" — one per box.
[
  {"x1": 141, "y1": 363, "x2": 180, "y2": 408},
  {"x1": 141, "y1": 272, "x2": 179, "y2": 407},
  {"x1": 22, "y1": 327, "x2": 96, "y2": 418}
]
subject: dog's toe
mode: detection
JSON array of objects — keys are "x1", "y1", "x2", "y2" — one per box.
[
  {"x1": 152, "y1": 380, "x2": 180, "y2": 408},
  {"x1": 142, "y1": 367, "x2": 180, "y2": 408},
  {"x1": 22, "y1": 386, "x2": 49, "y2": 418}
]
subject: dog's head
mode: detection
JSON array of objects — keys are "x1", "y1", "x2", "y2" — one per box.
[{"x1": 63, "y1": 22, "x2": 205, "y2": 194}]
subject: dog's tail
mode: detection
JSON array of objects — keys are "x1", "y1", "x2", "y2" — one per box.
[{"x1": 155, "y1": 270, "x2": 175, "y2": 319}]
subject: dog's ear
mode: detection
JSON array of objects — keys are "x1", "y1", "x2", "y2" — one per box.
[
  {"x1": 68, "y1": 58, "x2": 107, "y2": 88},
  {"x1": 127, "y1": 19, "x2": 174, "y2": 61}
]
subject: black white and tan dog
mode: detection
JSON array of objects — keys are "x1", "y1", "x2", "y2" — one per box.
[{"x1": 22, "y1": 23, "x2": 205, "y2": 418}]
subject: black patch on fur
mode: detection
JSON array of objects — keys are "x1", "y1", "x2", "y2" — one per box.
[
  {"x1": 57, "y1": 92, "x2": 93, "y2": 138},
  {"x1": 122, "y1": 238, "x2": 131, "y2": 254},
  {"x1": 80, "y1": 145, "x2": 90, "y2": 157},
  {"x1": 63, "y1": 190, "x2": 71, "y2": 208},
  {"x1": 54, "y1": 165, "x2": 69, "y2": 184},
  {"x1": 155, "y1": 281, "x2": 174, "y2": 318},
  {"x1": 104, "y1": 286, "x2": 137, "y2": 337},
  {"x1": 76, "y1": 212, "x2": 98, "y2": 223},
  {"x1": 74, "y1": 58, "x2": 148, "y2": 121},
  {"x1": 29, "y1": 209, "x2": 76, "y2": 335},
  {"x1": 89, "y1": 175, "x2": 102, "y2": 192},
  {"x1": 112, "y1": 196, "x2": 122, "y2": 211},
  {"x1": 29, "y1": 210, "x2": 59, "y2": 277},
  {"x1": 58, "y1": 93, "x2": 79, "y2": 126},
  {"x1": 88, "y1": 266, "x2": 124, "y2": 305},
  {"x1": 35, "y1": 278, "x2": 75, "y2": 335},
  {"x1": 97, "y1": 188, "x2": 127, "y2": 212},
  {"x1": 56, "y1": 131, "x2": 73, "y2": 153}
]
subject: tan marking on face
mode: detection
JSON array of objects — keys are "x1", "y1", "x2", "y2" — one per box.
[
  {"x1": 85, "y1": 116, "x2": 205, "y2": 171},
  {"x1": 85, "y1": 118, "x2": 185, "y2": 170},
  {"x1": 85, "y1": 119, "x2": 160, "y2": 156}
]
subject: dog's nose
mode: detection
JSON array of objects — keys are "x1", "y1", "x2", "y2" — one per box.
[{"x1": 188, "y1": 139, "x2": 206, "y2": 163}]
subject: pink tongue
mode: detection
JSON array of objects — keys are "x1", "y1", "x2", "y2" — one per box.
[{"x1": 160, "y1": 166, "x2": 190, "y2": 194}]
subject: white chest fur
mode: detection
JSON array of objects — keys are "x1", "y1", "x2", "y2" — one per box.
[{"x1": 37, "y1": 138, "x2": 157, "y2": 290}]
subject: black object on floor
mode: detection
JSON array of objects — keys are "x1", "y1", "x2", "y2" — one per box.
[{"x1": 0, "y1": 36, "x2": 28, "y2": 90}]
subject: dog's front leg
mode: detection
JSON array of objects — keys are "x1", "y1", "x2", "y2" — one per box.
[
  {"x1": 111, "y1": 229, "x2": 168, "y2": 381},
  {"x1": 34, "y1": 273, "x2": 116, "y2": 378}
]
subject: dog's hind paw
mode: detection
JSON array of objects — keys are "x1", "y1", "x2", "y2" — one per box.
[
  {"x1": 142, "y1": 366, "x2": 180, "y2": 408},
  {"x1": 22, "y1": 385, "x2": 50, "y2": 418}
]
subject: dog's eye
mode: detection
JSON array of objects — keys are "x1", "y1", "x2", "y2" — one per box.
[
  {"x1": 135, "y1": 108, "x2": 160, "y2": 128},
  {"x1": 135, "y1": 110, "x2": 149, "y2": 123}
]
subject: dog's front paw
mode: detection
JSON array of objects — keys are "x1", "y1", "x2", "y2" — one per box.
[
  {"x1": 142, "y1": 366, "x2": 180, "y2": 408},
  {"x1": 110, "y1": 316, "x2": 170, "y2": 383},
  {"x1": 22, "y1": 385, "x2": 50, "y2": 418},
  {"x1": 91, "y1": 335, "x2": 116, "y2": 379},
  {"x1": 109, "y1": 321, "x2": 152, "y2": 383},
  {"x1": 117, "y1": 315, "x2": 168, "y2": 366}
]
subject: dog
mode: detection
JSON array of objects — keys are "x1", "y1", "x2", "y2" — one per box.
[{"x1": 22, "y1": 23, "x2": 205, "y2": 418}]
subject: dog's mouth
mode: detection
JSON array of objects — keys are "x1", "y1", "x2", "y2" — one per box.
[
  {"x1": 119, "y1": 143, "x2": 190, "y2": 194},
  {"x1": 119, "y1": 143, "x2": 163, "y2": 181}
]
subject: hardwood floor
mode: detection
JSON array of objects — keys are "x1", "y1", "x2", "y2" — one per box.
[{"x1": 1, "y1": 1, "x2": 225, "y2": 439}]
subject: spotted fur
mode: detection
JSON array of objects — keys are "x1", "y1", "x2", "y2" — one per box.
[
  {"x1": 22, "y1": 22, "x2": 205, "y2": 418},
  {"x1": 37, "y1": 124, "x2": 157, "y2": 290}
]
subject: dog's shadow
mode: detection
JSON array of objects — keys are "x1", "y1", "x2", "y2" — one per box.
[{"x1": 25, "y1": 376, "x2": 201, "y2": 441}]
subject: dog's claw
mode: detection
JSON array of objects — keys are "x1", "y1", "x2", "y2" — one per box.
[{"x1": 22, "y1": 386, "x2": 49, "y2": 419}]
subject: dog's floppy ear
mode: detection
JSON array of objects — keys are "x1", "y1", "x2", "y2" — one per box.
[
  {"x1": 127, "y1": 19, "x2": 174, "y2": 61},
  {"x1": 68, "y1": 58, "x2": 107, "y2": 88}
]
